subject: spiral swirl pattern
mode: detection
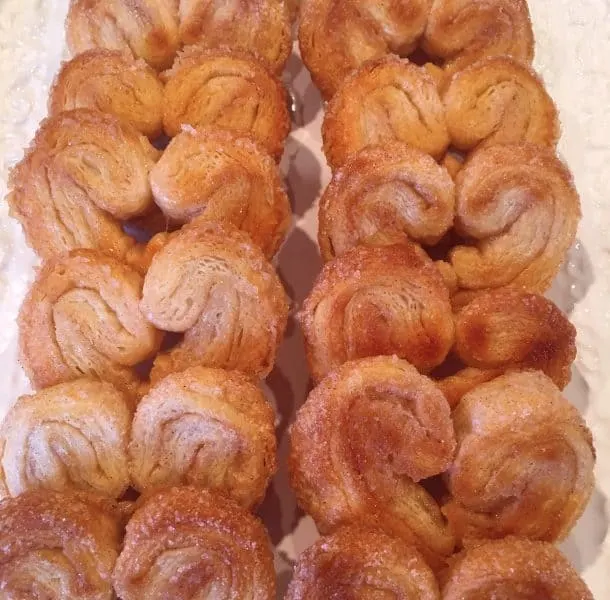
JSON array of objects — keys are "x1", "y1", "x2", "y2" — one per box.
[
  {"x1": 150, "y1": 127, "x2": 290, "y2": 257},
  {"x1": 286, "y1": 526, "x2": 441, "y2": 599},
  {"x1": 129, "y1": 366, "x2": 276, "y2": 508},
  {"x1": 8, "y1": 109, "x2": 159, "y2": 262},
  {"x1": 445, "y1": 144, "x2": 581, "y2": 305},
  {"x1": 289, "y1": 356, "x2": 456, "y2": 564},
  {"x1": 113, "y1": 486, "x2": 275, "y2": 599},
  {"x1": 444, "y1": 370, "x2": 595, "y2": 544},
  {"x1": 299, "y1": 0, "x2": 432, "y2": 99},
  {"x1": 0, "y1": 379, "x2": 131, "y2": 500},
  {"x1": 322, "y1": 56, "x2": 450, "y2": 170},
  {"x1": 49, "y1": 49, "x2": 164, "y2": 138},
  {"x1": 423, "y1": 0, "x2": 534, "y2": 75},
  {"x1": 443, "y1": 56, "x2": 559, "y2": 151},
  {"x1": 0, "y1": 490, "x2": 121, "y2": 600},
  {"x1": 163, "y1": 47, "x2": 290, "y2": 159},
  {"x1": 66, "y1": 0, "x2": 180, "y2": 71},
  {"x1": 18, "y1": 250, "x2": 162, "y2": 397},
  {"x1": 300, "y1": 241, "x2": 454, "y2": 382},
  {"x1": 318, "y1": 142, "x2": 455, "y2": 260},
  {"x1": 441, "y1": 538, "x2": 593, "y2": 599},
  {"x1": 141, "y1": 221, "x2": 288, "y2": 381}
]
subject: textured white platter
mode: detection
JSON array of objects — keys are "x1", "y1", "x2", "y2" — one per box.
[{"x1": 0, "y1": 1, "x2": 609, "y2": 598}]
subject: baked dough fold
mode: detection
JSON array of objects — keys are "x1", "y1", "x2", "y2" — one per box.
[
  {"x1": 323, "y1": 56, "x2": 449, "y2": 170},
  {"x1": 0, "y1": 379, "x2": 131, "y2": 500},
  {"x1": 286, "y1": 525, "x2": 441, "y2": 599},
  {"x1": 300, "y1": 241, "x2": 454, "y2": 382},
  {"x1": 141, "y1": 221, "x2": 288, "y2": 381},
  {"x1": 441, "y1": 538, "x2": 593, "y2": 600},
  {"x1": 8, "y1": 109, "x2": 159, "y2": 262},
  {"x1": 318, "y1": 142, "x2": 455, "y2": 260},
  {"x1": 113, "y1": 486, "x2": 275, "y2": 599},
  {"x1": 66, "y1": 0, "x2": 180, "y2": 71},
  {"x1": 129, "y1": 366, "x2": 276, "y2": 509},
  {"x1": 444, "y1": 370, "x2": 595, "y2": 544},
  {"x1": 150, "y1": 126, "x2": 290, "y2": 257},
  {"x1": 289, "y1": 356, "x2": 456, "y2": 565},
  {"x1": 0, "y1": 490, "x2": 121, "y2": 600},
  {"x1": 163, "y1": 47, "x2": 290, "y2": 159},
  {"x1": 49, "y1": 49, "x2": 164, "y2": 138},
  {"x1": 18, "y1": 250, "x2": 162, "y2": 397},
  {"x1": 445, "y1": 144, "x2": 581, "y2": 305}
]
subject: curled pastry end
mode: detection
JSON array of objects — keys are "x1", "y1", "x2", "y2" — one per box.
[
  {"x1": 150, "y1": 126, "x2": 290, "y2": 258},
  {"x1": 129, "y1": 366, "x2": 277, "y2": 509},
  {"x1": 441, "y1": 538, "x2": 593, "y2": 600},
  {"x1": 299, "y1": 0, "x2": 432, "y2": 99},
  {"x1": 0, "y1": 379, "x2": 131, "y2": 500},
  {"x1": 286, "y1": 525, "x2": 441, "y2": 599},
  {"x1": 0, "y1": 490, "x2": 121, "y2": 600},
  {"x1": 443, "y1": 56, "x2": 559, "y2": 151},
  {"x1": 141, "y1": 221, "x2": 289, "y2": 380},
  {"x1": 65, "y1": 0, "x2": 180, "y2": 71},
  {"x1": 179, "y1": 0, "x2": 291, "y2": 74},
  {"x1": 300, "y1": 241, "x2": 454, "y2": 382},
  {"x1": 113, "y1": 486, "x2": 276, "y2": 600},
  {"x1": 454, "y1": 289, "x2": 576, "y2": 388},
  {"x1": 49, "y1": 49, "x2": 164, "y2": 138},
  {"x1": 448, "y1": 143, "x2": 581, "y2": 298},
  {"x1": 162, "y1": 47, "x2": 290, "y2": 159},
  {"x1": 445, "y1": 370, "x2": 595, "y2": 545},
  {"x1": 322, "y1": 56, "x2": 450, "y2": 170},
  {"x1": 318, "y1": 142, "x2": 455, "y2": 261},
  {"x1": 423, "y1": 0, "x2": 535, "y2": 74},
  {"x1": 8, "y1": 109, "x2": 158, "y2": 261},
  {"x1": 289, "y1": 356, "x2": 456, "y2": 564},
  {"x1": 18, "y1": 249, "x2": 162, "y2": 397}
]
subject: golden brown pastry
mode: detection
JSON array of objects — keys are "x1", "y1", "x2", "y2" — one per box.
[
  {"x1": 454, "y1": 289, "x2": 576, "y2": 389},
  {"x1": 423, "y1": 0, "x2": 535, "y2": 76},
  {"x1": 318, "y1": 142, "x2": 455, "y2": 260},
  {"x1": 300, "y1": 241, "x2": 454, "y2": 382},
  {"x1": 49, "y1": 49, "x2": 164, "y2": 138},
  {"x1": 150, "y1": 127, "x2": 290, "y2": 257},
  {"x1": 0, "y1": 490, "x2": 121, "y2": 600},
  {"x1": 0, "y1": 379, "x2": 131, "y2": 500},
  {"x1": 7, "y1": 109, "x2": 159, "y2": 263},
  {"x1": 113, "y1": 486, "x2": 275, "y2": 599},
  {"x1": 286, "y1": 525, "x2": 441, "y2": 599},
  {"x1": 443, "y1": 56, "x2": 559, "y2": 151},
  {"x1": 141, "y1": 221, "x2": 288, "y2": 381},
  {"x1": 441, "y1": 538, "x2": 593, "y2": 600},
  {"x1": 299, "y1": 0, "x2": 432, "y2": 99},
  {"x1": 435, "y1": 367, "x2": 500, "y2": 410},
  {"x1": 444, "y1": 370, "x2": 595, "y2": 545},
  {"x1": 129, "y1": 366, "x2": 276, "y2": 508},
  {"x1": 179, "y1": 0, "x2": 291, "y2": 74},
  {"x1": 65, "y1": 0, "x2": 180, "y2": 71},
  {"x1": 18, "y1": 250, "x2": 162, "y2": 397},
  {"x1": 289, "y1": 356, "x2": 456, "y2": 565},
  {"x1": 323, "y1": 56, "x2": 449, "y2": 170},
  {"x1": 163, "y1": 47, "x2": 290, "y2": 159},
  {"x1": 444, "y1": 144, "x2": 581, "y2": 306}
]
